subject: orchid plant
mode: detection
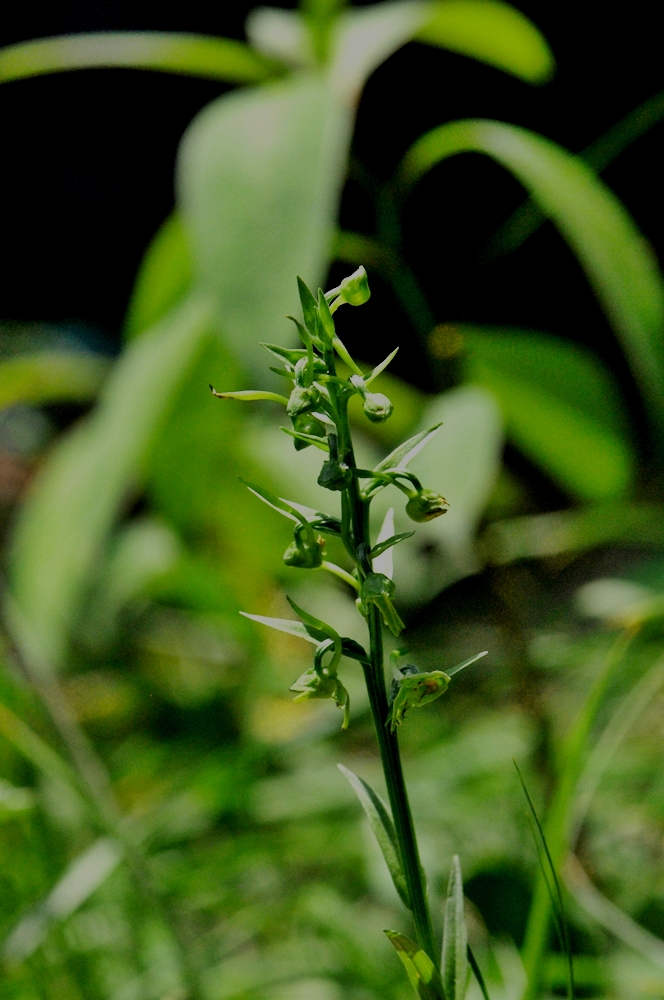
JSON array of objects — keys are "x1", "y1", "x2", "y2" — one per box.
[{"x1": 211, "y1": 266, "x2": 489, "y2": 1000}]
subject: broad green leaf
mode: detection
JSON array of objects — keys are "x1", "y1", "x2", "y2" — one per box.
[
  {"x1": 462, "y1": 327, "x2": 634, "y2": 501},
  {"x1": 374, "y1": 424, "x2": 443, "y2": 473},
  {"x1": 0, "y1": 32, "x2": 277, "y2": 85},
  {"x1": 124, "y1": 213, "x2": 192, "y2": 339},
  {"x1": 416, "y1": 1, "x2": 554, "y2": 84},
  {"x1": 399, "y1": 119, "x2": 664, "y2": 449},
  {"x1": 442, "y1": 855, "x2": 468, "y2": 1000},
  {"x1": 6, "y1": 295, "x2": 213, "y2": 671},
  {"x1": 338, "y1": 764, "x2": 410, "y2": 907},
  {"x1": 177, "y1": 74, "x2": 353, "y2": 376},
  {"x1": 0, "y1": 350, "x2": 110, "y2": 410},
  {"x1": 385, "y1": 930, "x2": 445, "y2": 1000}
]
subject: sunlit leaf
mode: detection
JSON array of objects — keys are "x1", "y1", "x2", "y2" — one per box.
[
  {"x1": 0, "y1": 32, "x2": 278, "y2": 85},
  {"x1": 6, "y1": 296, "x2": 213, "y2": 671},
  {"x1": 442, "y1": 855, "x2": 468, "y2": 1000},
  {"x1": 385, "y1": 930, "x2": 445, "y2": 1000},
  {"x1": 399, "y1": 119, "x2": 664, "y2": 449},
  {"x1": 338, "y1": 764, "x2": 410, "y2": 908},
  {"x1": 239, "y1": 612, "x2": 320, "y2": 645},
  {"x1": 416, "y1": 0, "x2": 554, "y2": 84}
]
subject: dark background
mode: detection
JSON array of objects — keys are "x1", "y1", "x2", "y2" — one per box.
[{"x1": 1, "y1": 2, "x2": 662, "y2": 403}]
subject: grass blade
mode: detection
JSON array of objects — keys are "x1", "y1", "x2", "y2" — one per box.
[
  {"x1": 515, "y1": 762, "x2": 574, "y2": 1000},
  {"x1": 467, "y1": 945, "x2": 490, "y2": 1000},
  {"x1": 442, "y1": 855, "x2": 468, "y2": 1000},
  {"x1": 385, "y1": 930, "x2": 445, "y2": 1000}
]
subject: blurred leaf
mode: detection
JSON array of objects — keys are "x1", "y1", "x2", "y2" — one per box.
[
  {"x1": 246, "y1": 7, "x2": 312, "y2": 68},
  {"x1": 0, "y1": 700, "x2": 84, "y2": 802},
  {"x1": 0, "y1": 32, "x2": 278, "y2": 85},
  {"x1": 396, "y1": 386, "x2": 503, "y2": 600},
  {"x1": 385, "y1": 930, "x2": 445, "y2": 1000},
  {"x1": 442, "y1": 855, "x2": 468, "y2": 1000},
  {"x1": 462, "y1": 327, "x2": 634, "y2": 501},
  {"x1": 0, "y1": 351, "x2": 110, "y2": 410},
  {"x1": 177, "y1": 75, "x2": 352, "y2": 376},
  {"x1": 2, "y1": 837, "x2": 123, "y2": 963},
  {"x1": 482, "y1": 503, "x2": 664, "y2": 565},
  {"x1": 487, "y1": 88, "x2": 664, "y2": 260},
  {"x1": 124, "y1": 213, "x2": 192, "y2": 339},
  {"x1": 416, "y1": 0, "x2": 554, "y2": 84},
  {"x1": 399, "y1": 120, "x2": 664, "y2": 450},
  {"x1": 337, "y1": 763, "x2": 410, "y2": 908},
  {"x1": 6, "y1": 296, "x2": 213, "y2": 671}
]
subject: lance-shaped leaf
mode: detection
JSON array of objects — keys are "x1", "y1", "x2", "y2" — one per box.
[
  {"x1": 240, "y1": 479, "x2": 313, "y2": 526},
  {"x1": 442, "y1": 855, "x2": 468, "y2": 1000},
  {"x1": 398, "y1": 119, "x2": 664, "y2": 451},
  {"x1": 338, "y1": 764, "x2": 410, "y2": 908},
  {"x1": 240, "y1": 612, "x2": 367, "y2": 663},
  {"x1": 385, "y1": 931, "x2": 446, "y2": 1000},
  {"x1": 0, "y1": 32, "x2": 277, "y2": 85},
  {"x1": 364, "y1": 347, "x2": 399, "y2": 385},
  {"x1": 287, "y1": 596, "x2": 340, "y2": 649},
  {"x1": 210, "y1": 388, "x2": 289, "y2": 404},
  {"x1": 416, "y1": 0, "x2": 554, "y2": 85},
  {"x1": 280, "y1": 426, "x2": 330, "y2": 451},
  {"x1": 374, "y1": 424, "x2": 443, "y2": 474},
  {"x1": 125, "y1": 212, "x2": 192, "y2": 339},
  {"x1": 371, "y1": 533, "x2": 416, "y2": 560}
]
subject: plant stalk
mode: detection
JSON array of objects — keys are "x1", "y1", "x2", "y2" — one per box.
[{"x1": 333, "y1": 384, "x2": 437, "y2": 964}]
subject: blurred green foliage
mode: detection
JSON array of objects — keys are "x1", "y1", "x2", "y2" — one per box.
[{"x1": 2, "y1": 2, "x2": 664, "y2": 998}]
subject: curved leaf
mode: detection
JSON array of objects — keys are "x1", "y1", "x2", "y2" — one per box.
[
  {"x1": 0, "y1": 32, "x2": 277, "y2": 85},
  {"x1": 6, "y1": 296, "x2": 213, "y2": 671},
  {"x1": 0, "y1": 351, "x2": 110, "y2": 410},
  {"x1": 177, "y1": 75, "x2": 352, "y2": 376},
  {"x1": 399, "y1": 119, "x2": 664, "y2": 449},
  {"x1": 462, "y1": 326, "x2": 634, "y2": 501},
  {"x1": 385, "y1": 931, "x2": 445, "y2": 1000},
  {"x1": 338, "y1": 764, "x2": 410, "y2": 907},
  {"x1": 416, "y1": 0, "x2": 554, "y2": 84}
]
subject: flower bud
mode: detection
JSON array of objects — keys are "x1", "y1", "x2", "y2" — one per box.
[
  {"x1": 291, "y1": 412, "x2": 327, "y2": 451},
  {"x1": 339, "y1": 266, "x2": 371, "y2": 306},
  {"x1": 290, "y1": 666, "x2": 350, "y2": 728},
  {"x1": 362, "y1": 391, "x2": 393, "y2": 423},
  {"x1": 293, "y1": 356, "x2": 327, "y2": 385},
  {"x1": 360, "y1": 572, "x2": 404, "y2": 636},
  {"x1": 405, "y1": 488, "x2": 448, "y2": 522},
  {"x1": 283, "y1": 522, "x2": 325, "y2": 568},
  {"x1": 317, "y1": 457, "x2": 351, "y2": 491},
  {"x1": 287, "y1": 384, "x2": 320, "y2": 417}
]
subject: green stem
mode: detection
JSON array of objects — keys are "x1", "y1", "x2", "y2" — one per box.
[{"x1": 333, "y1": 382, "x2": 437, "y2": 964}]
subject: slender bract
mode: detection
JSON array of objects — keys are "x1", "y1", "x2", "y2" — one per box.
[{"x1": 212, "y1": 268, "x2": 488, "y2": 989}]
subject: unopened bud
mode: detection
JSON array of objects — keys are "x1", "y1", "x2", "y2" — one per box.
[
  {"x1": 405, "y1": 488, "x2": 448, "y2": 522},
  {"x1": 291, "y1": 412, "x2": 327, "y2": 450},
  {"x1": 287, "y1": 384, "x2": 320, "y2": 417},
  {"x1": 362, "y1": 392, "x2": 393, "y2": 423},
  {"x1": 283, "y1": 522, "x2": 325, "y2": 568},
  {"x1": 318, "y1": 458, "x2": 351, "y2": 491},
  {"x1": 339, "y1": 266, "x2": 371, "y2": 306}
]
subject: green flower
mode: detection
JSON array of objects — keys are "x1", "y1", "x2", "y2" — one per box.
[
  {"x1": 405, "y1": 488, "x2": 448, "y2": 522},
  {"x1": 388, "y1": 666, "x2": 450, "y2": 732},
  {"x1": 283, "y1": 522, "x2": 325, "y2": 568}
]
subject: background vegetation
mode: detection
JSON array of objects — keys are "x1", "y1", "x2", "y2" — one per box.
[{"x1": 2, "y1": 2, "x2": 664, "y2": 998}]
